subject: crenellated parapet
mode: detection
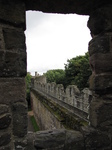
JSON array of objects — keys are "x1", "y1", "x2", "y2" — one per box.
[{"x1": 33, "y1": 79, "x2": 92, "y2": 118}]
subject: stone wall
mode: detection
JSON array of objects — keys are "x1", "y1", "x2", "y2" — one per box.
[
  {"x1": 0, "y1": 0, "x2": 111, "y2": 149},
  {"x1": 32, "y1": 80, "x2": 92, "y2": 121},
  {"x1": 35, "y1": 75, "x2": 47, "y2": 84},
  {"x1": 31, "y1": 88, "x2": 90, "y2": 131},
  {"x1": 31, "y1": 90, "x2": 65, "y2": 130},
  {"x1": 0, "y1": 1, "x2": 27, "y2": 149}
]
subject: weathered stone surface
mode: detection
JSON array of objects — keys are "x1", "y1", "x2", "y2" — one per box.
[
  {"x1": 0, "y1": 29, "x2": 4, "y2": 50},
  {"x1": 12, "y1": 102, "x2": 28, "y2": 137},
  {"x1": 3, "y1": 28, "x2": 26, "y2": 51},
  {"x1": 89, "y1": 99, "x2": 112, "y2": 128},
  {"x1": 82, "y1": 126, "x2": 111, "y2": 150},
  {"x1": 0, "y1": 113, "x2": 11, "y2": 129},
  {"x1": 0, "y1": 145, "x2": 12, "y2": 150},
  {"x1": 88, "y1": 34, "x2": 110, "y2": 56},
  {"x1": 31, "y1": 89, "x2": 88, "y2": 131},
  {"x1": 32, "y1": 79, "x2": 90, "y2": 123},
  {"x1": 14, "y1": 138, "x2": 27, "y2": 150},
  {"x1": 66, "y1": 85, "x2": 80, "y2": 97},
  {"x1": 25, "y1": 0, "x2": 112, "y2": 15},
  {"x1": 34, "y1": 129, "x2": 65, "y2": 149},
  {"x1": 88, "y1": 4, "x2": 112, "y2": 36},
  {"x1": 0, "y1": 105, "x2": 9, "y2": 115},
  {"x1": 89, "y1": 74, "x2": 112, "y2": 93},
  {"x1": 34, "y1": 129, "x2": 84, "y2": 150},
  {"x1": 0, "y1": 78, "x2": 26, "y2": 104},
  {"x1": 0, "y1": 1, "x2": 112, "y2": 149},
  {"x1": 87, "y1": 4, "x2": 112, "y2": 150},
  {"x1": 64, "y1": 130, "x2": 84, "y2": 150},
  {"x1": 0, "y1": 51, "x2": 26, "y2": 77},
  {"x1": 27, "y1": 132, "x2": 36, "y2": 150},
  {"x1": 0, "y1": 0, "x2": 25, "y2": 29},
  {"x1": 89, "y1": 53, "x2": 112, "y2": 74},
  {"x1": 31, "y1": 91, "x2": 65, "y2": 130},
  {"x1": 0, "y1": 132, "x2": 11, "y2": 146}
]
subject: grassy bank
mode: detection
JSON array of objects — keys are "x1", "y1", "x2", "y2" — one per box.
[{"x1": 30, "y1": 115, "x2": 40, "y2": 132}]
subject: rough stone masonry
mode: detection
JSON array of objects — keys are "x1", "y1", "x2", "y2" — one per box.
[{"x1": 0, "y1": 0, "x2": 112, "y2": 149}]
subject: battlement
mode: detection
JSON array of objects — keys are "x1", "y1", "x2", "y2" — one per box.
[{"x1": 33, "y1": 80, "x2": 92, "y2": 119}]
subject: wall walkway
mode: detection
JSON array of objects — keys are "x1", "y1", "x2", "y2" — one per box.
[{"x1": 31, "y1": 79, "x2": 92, "y2": 130}]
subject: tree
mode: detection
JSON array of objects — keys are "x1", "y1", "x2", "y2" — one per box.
[
  {"x1": 45, "y1": 69, "x2": 65, "y2": 85},
  {"x1": 44, "y1": 53, "x2": 91, "y2": 90},
  {"x1": 64, "y1": 52, "x2": 92, "y2": 90}
]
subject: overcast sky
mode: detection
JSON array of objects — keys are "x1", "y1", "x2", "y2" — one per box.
[{"x1": 25, "y1": 11, "x2": 91, "y2": 75}]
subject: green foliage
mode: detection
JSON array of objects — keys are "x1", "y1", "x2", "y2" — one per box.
[
  {"x1": 44, "y1": 53, "x2": 91, "y2": 90},
  {"x1": 30, "y1": 116, "x2": 40, "y2": 132},
  {"x1": 44, "y1": 69, "x2": 65, "y2": 85},
  {"x1": 64, "y1": 52, "x2": 92, "y2": 90},
  {"x1": 25, "y1": 73, "x2": 32, "y2": 107}
]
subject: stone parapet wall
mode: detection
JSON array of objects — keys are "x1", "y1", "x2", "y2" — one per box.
[
  {"x1": 31, "y1": 90, "x2": 65, "y2": 130},
  {"x1": 31, "y1": 88, "x2": 89, "y2": 131},
  {"x1": 33, "y1": 80, "x2": 92, "y2": 120}
]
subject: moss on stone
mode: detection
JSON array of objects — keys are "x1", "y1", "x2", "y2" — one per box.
[{"x1": 31, "y1": 89, "x2": 88, "y2": 131}]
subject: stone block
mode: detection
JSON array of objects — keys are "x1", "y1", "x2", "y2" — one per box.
[
  {"x1": 89, "y1": 99, "x2": 112, "y2": 129},
  {"x1": 0, "y1": 145, "x2": 12, "y2": 150},
  {"x1": 0, "y1": 29, "x2": 4, "y2": 50},
  {"x1": 64, "y1": 130, "x2": 84, "y2": 150},
  {"x1": 34, "y1": 129, "x2": 66, "y2": 149},
  {"x1": 34, "y1": 129, "x2": 84, "y2": 150},
  {"x1": 0, "y1": 105, "x2": 9, "y2": 115},
  {"x1": 14, "y1": 139, "x2": 27, "y2": 150},
  {"x1": 0, "y1": 51, "x2": 26, "y2": 77},
  {"x1": 3, "y1": 28, "x2": 26, "y2": 51},
  {"x1": 0, "y1": 132, "x2": 11, "y2": 146},
  {"x1": 89, "y1": 53, "x2": 112, "y2": 74},
  {"x1": 0, "y1": 0, "x2": 25, "y2": 29},
  {"x1": 89, "y1": 34, "x2": 110, "y2": 56},
  {"x1": 87, "y1": 5, "x2": 112, "y2": 35},
  {"x1": 27, "y1": 132, "x2": 36, "y2": 150},
  {"x1": 12, "y1": 102, "x2": 28, "y2": 137},
  {"x1": 0, "y1": 113, "x2": 11, "y2": 129},
  {"x1": 89, "y1": 74, "x2": 112, "y2": 94},
  {"x1": 82, "y1": 126, "x2": 111, "y2": 150},
  {"x1": 0, "y1": 78, "x2": 26, "y2": 104}
]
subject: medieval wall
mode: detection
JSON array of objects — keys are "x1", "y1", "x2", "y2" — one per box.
[
  {"x1": 33, "y1": 80, "x2": 92, "y2": 120},
  {"x1": 31, "y1": 88, "x2": 89, "y2": 131},
  {"x1": 35, "y1": 75, "x2": 47, "y2": 84},
  {"x1": 31, "y1": 90, "x2": 65, "y2": 130}
]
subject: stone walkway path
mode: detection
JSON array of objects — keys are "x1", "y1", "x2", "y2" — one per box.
[{"x1": 28, "y1": 111, "x2": 35, "y2": 132}]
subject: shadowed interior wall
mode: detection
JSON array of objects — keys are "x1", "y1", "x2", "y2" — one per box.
[
  {"x1": 0, "y1": 0, "x2": 111, "y2": 149},
  {"x1": 0, "y1": 1, "x2": 27, "y2": 149}
]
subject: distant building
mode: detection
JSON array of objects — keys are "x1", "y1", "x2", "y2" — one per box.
[{"x1": 35, "y1": 72, "x2": 39, "y2": 77}]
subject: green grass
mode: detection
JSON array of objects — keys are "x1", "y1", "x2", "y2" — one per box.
[{"x1": 30, "y1": 116, "x2": 40, "y2": 132}]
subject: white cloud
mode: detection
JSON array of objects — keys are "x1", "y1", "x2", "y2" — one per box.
[{"x1": 25, "y1": 11, "x2": 91, "y2": 75}]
